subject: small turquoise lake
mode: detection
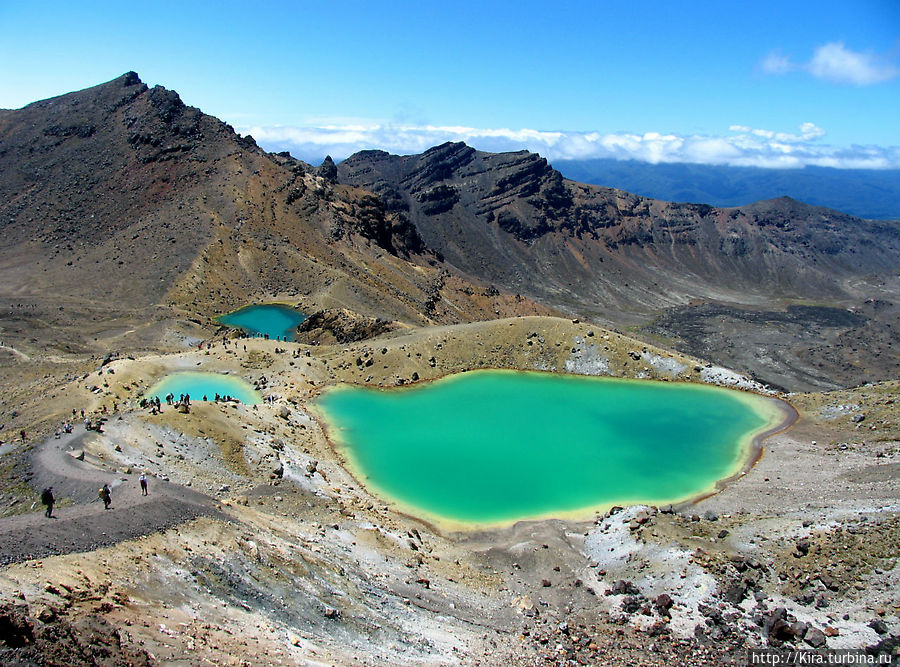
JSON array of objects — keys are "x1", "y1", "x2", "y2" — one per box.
[
  {"x1": 147, "y1": 372, "x2": 262, "y2": 404},
  {"x1": 217, "y1": 304, "x2": 306, "y2": 341},
  {"x1": 315, "y1": 370, "x2": 790, "y2": 526}
]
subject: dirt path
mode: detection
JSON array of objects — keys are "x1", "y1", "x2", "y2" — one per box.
[
  {"x1": 0, "y1": 342, "x2": 30, "y2": 361},
  {"x1": 0, "y1": 425, "x2": 224, "y2": 566}
]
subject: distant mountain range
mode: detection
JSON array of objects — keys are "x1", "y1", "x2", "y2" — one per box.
[
  {"x1": 1, "y1": 73, "x2": 898, "y2": 390},
  {"x1": 552, "y1": 159, "x2": 900, "y2": 220}
]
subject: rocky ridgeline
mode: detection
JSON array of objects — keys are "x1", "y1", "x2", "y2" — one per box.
[{"x1": 338, "y1": 141, "x2": 900, "y2": 391}]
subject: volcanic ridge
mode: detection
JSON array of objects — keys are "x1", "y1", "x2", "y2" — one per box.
[{"x1": 0, "y1": 73, "x2": 898, "y2": 666}]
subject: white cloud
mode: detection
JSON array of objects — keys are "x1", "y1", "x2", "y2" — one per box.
[
  {"x1": 761, "y1": 41, "x2": 899, "y2": 85},
  {"x1": 761, "y1": 51, "x2": 793, "y2": 75},
  {"x1": 241, "y1": 121, "x2": 900, "y2": 169}
]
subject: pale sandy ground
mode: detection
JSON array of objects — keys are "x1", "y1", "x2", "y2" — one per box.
[{"x1": 1, "y1": 316, "x2": 897, "y2": 664}]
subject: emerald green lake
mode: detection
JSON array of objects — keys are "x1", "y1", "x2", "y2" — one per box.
[
  {"x1": 147, "y1": 372, "x2": 261, "y2": 404},
  {"x1": 217, "y1": 304, "x2": 306, "y2": 341},
  {"x1": 315, "y1": 370, "x2": 787, "y2": 525}
]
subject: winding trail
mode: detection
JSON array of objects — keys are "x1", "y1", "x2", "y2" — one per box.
[
  {"x1": 0, "y1": 425, "x2": 225, "y2": 566},
  {"x1": 0, "y1": 342, "x2": 30, "y2": 361}
]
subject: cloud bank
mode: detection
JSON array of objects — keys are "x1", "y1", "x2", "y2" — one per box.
[
  {"x1": 241, "y1": 121, "x2": 900, "y2": 169},
  {"x1": 762, "y1": 41, "x2": 900, "y2": 85}
]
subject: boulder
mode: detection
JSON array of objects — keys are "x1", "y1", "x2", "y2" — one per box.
[
  {"x1": 769, "y1": 617, "x2": 796, "y2": 642},
  {"x1": 804, "y1": 627, "x2": 827, "y2": 648},
  {"x1": 790, "y1": 621, "x2": 808, "y2": 639},
  {"x1": 654, "y1": 593, "x2": 674, "y2": 613},
  {"x1": 607, "y1": 579, "x2": 640, "y2": 596},
  {"x1": 723, "y1": 581, "x2": 748, "y2": 605},
  {"x1": 621, "y1": 595, "x2": 643, "y2": 614},
  {"x1": 869, "y1": 619, "x2": 888, "y2": 635}
]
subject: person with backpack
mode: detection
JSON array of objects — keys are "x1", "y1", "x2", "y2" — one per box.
[
  {"x1": 139, "y1": 472, "x2": 148, "y2": 496},
  {"x1": 41, "y1": 487, "x2": 54, "y2": 517},
  {"x1": 99, "y1": 484, "x2": 111, "y2": 510}
]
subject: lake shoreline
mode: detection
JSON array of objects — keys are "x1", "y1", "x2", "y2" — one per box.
[{"x1": 313, "y1": 369, "x2": 797, "y2": 531}]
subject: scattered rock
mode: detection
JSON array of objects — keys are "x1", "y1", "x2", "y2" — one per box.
[
  {"x1": 654, "y1": 593, "x2": 674, "y2": 613},
  {"x1": 869, "y1": 619, "x2": 889, "y2": 635},
  {"x1": 607, "y1": 580, "x2": 640, "y2": 596},
  {"x1": 804, "y1": 627, "x2": 827, "y2": 648}
]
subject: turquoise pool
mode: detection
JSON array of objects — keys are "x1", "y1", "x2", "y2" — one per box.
[
  {"x1": 315, "y1": 370, "x2": 790, "y2": 526},
  {"x1": 217, "y1": 304, "x2": 306, "y2": 341},
  {"x1": 146, "y1": 372, "x2": 262, "y2": 404}
]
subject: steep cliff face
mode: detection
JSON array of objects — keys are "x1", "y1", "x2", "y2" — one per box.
[
  {"x1": 340, "y1": 143, "x2": 900, "y2": 390},
  {"x1": 340, "y1": 143, "x2": 899, "y2": 314},
  {"x1": 0, "y1": 76, "x2": 540, "y2": 358}
]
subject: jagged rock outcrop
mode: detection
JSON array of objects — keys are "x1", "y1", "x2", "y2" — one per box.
[
  {"x1": 339, "y1": 143, "x2": 900, "y2": 390},
  {"x1": 339, "y1": 143, "x2": 899, "y2": 301},
  {"x1": 0, "y1": 72, "x2": 465, "y2": 358},
  {"x1": 294, "y1": 308, "x2": 397, "y2": 344},
  {"x1": 316, "y1": 155, "x2": 338, "y2": 182}
]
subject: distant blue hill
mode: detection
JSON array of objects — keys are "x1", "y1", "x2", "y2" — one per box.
[{"x1": 552, "y1": 159, "x2": 900, "y2": 220}]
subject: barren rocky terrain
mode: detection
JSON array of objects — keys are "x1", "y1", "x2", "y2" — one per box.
[{"x1": 1, "y1": 74, "x2": 898, "y2": 665}]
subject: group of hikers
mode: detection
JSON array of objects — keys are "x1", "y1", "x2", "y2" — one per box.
[
  {"x1": 40, "y1": 473, "x2": 149, "y2": 518},
  {"x1": 140, "y1": 393, "x2": 200, "y2": 415}
]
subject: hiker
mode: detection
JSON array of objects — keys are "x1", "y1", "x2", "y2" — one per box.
[
  {"x1": 41, "y1": 487, "x2": 54, "y2": 518},
  {"x1": 20, "y1": 430, "x2": 26, "y2": 443},
  {"x1": 99, "y1": 484, "x2": 112, "y2": 509},
  {"x1": 139, "y1": 473, "x2": 148, "y2": 496}
]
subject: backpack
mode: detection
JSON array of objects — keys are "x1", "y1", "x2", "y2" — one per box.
[{"x1": 41, "y1": 488, "x2": 52, "y2": 504}]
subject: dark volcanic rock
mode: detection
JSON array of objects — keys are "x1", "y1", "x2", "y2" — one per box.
[
  {"x1": 339, "y1": 143, "x2": 900, "y2": 391},
  {"x1": 294, "y1": 308, "x2": 397, "y2": 345},
  {"x1": 804, "y1": 626, "x2": 827, "y2": 648},
  {"x1": 0, "y1": 71, "x2": 448, "y2": 359},
  {"x1": 0, "y1": 601, "x2": 150, "y2": 666},
  {"x1": 317, "y1": 155, "x2": 338, "y2": 182}
]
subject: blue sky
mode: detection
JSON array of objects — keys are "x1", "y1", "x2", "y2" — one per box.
[{"x1": 1, "y1": 0, "x2": 898, "y2": 167}]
